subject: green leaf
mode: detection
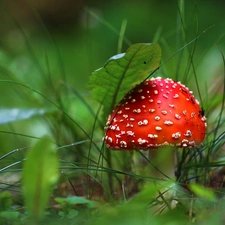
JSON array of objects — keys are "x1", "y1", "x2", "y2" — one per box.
[
  {"x1": 0, "y1": 211, "x2": 19, "y2": 220},
  {"x1": 127, "y1": 180, "x2": 175, "y2": 206},
  {"x1": 68, "y1": 209, "x2": 78, "y2": 219},
  {"x1": 0, "y1": 191, "x2": 12, "y2": 211},
  {"x1": 0, "y1": 108, "x2": 54, "y2": 125},
  {"x1": 190, "y1": 183, "x2": 216, "y2": 202},
  {"x1": 86, "y1": 43, "x2": 162, "y2": 117},
  {"x1": 55, "y1": 196, "x2": 97, "y2": 208},
  {"x1": 22, "y1": 136, "x2": 59, "y2": 220}
]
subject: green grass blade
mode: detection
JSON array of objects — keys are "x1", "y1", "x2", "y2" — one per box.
[
  {"x1": 190, "y1": 183, "x2": 216, "y2": 202},
  {"x1": 22, "y1": 136, "x2": 59, "y2": 221}
]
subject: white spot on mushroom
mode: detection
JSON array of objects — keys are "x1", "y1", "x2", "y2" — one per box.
[
  {"x1": 123, "y1": 114, "x2": 128, "y2": 119},
  {"x1": 149, "y1": 109, "x2": 155, "y2": 113},
  {"x1": 125, "y1": 107, "x2": 130, "y2": 110},
  {"x1": 172, "y1": 132, "x2": 181, "y2": 139},
  {"x1": 130, "y1": 118, "x2": 135, "y2": 121},
  {"x1": 191, "y1": 112, "x2": 196, "y2": 118},
  {"x1": 118, "y1": 110, "x2": 122, "y2": 114},
  {"x1": 155, "y1": 126, "x2": 162, "y2": 131},
  {"x1": 184, "y1": 130, "x2": 192, "y2": 137},
  {"x1": 127, "y1": 131, "x2": 135, "y2": 136},
  {"x1": 120, "y1": 141, "x2": 127, "y2": 148},
  {"x1": 155, "y1": 116, "x2": 160, "y2": 121},
  {"x1": 161, "y1": 110, "x2": 167, "y2": 115},
  {"x1": 148, "y1": 134, "x2": 158, "y2": 139},
  {"x1": 201, "y1": 117, "x2": 206, "y2": 122},
  {"x1": 152, "y1": 84, "x2": 156, "y2": 88},
  {"x1": 163, "y1": 94, "x2": 168, "y2": 99},
  {"x1": 182, "y1": 139, "x2": 189, "y2": 144},
  {"x1": 157, "y1": 100, "x2": 161, "y2": 104},
  {"x1": 149, "y1": 99, "x2": 153, "y2": 103},
  {"x1": 142, "y1": 105, "x2": 146, "y2": 108},
  {"x1": 138, "y1": 119, "x2": 148, "y2": 126},
  {"x1": 164, "y1": 120, "x2": 173, "y2": 125},
  {"x1": 116, "y1": 127, "x2": 120, "y2": 131},
  {"x1": 143, "y1": 119, "x2": 148, "y2": 125},
  {"x1": 119, "y1": 119, "x2": 124, "y2": 122},
  {"x1": 175, "y1": 114, "x2": 181, "y2": 119},
  {"x1": 107, "y1": 137, "x2": 112, "y2": 143},
  {"x1": 116, "y1": 134, "x2": 121, "y2": 139},
  {"x1": 154, "y1": 90, "x2": 158, "y2": 94},
  {"x1": 138, "y1": 138, "x2": 148, "y2": 145},
  {"x1": 183, "y1": 110, "x2": 187, "y2": 116},
  {"x1": 133, "y1": 109, "x2": 141, "y2": 113},
  {"x1": 141, "y1": 96, "x2": 145, "y2": 99},
  {"x1": 138, "y1": 89, "x2": 143, "y2": 93},
  {"x1": 131, "y1": 99, "x2": 136, "y2": 103},
  {"x1": 169, "y1": 104, "x2": 175, "y2": 108},
  {"x1": 173, "y1": 94, "x2": 179, "y2": 98},
  {"x1": 126, "y1": 123, "x2": 133, "y2": 127},
  {"x1": 189, "y1": 141, "x2": 196, "y2": 146},
  {"x1": 111, "y1": 125, "x2": 117, "y2": 130},
  {"x1": 162, "y1": 141, "x2": 169, "y2": 146}
]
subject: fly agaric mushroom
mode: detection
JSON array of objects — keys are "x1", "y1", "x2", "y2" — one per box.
[{"x1": 104, "y1": 77, "x2": 207, "y2": 178}]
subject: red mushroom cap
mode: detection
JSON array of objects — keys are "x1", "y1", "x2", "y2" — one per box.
[{"x1": 104, "y1": 77, "x2": 207, "y2": 150}]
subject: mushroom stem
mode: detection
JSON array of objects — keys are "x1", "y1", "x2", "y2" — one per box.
[
  {"x1": 148, "y1": 147, "x2": 177, "y2": 212},
  {"x1": 148, "y1": 147, "x2": 176, "y2": 179}
]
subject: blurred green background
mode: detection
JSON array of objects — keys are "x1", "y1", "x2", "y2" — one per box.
[
  {"x1": 0, "y1": 0, "x2": 225, "y2": 202},
  {"x1": 0, "y1": 0, "x2": 225, "y2": 223}
]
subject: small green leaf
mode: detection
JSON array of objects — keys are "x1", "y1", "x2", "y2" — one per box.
[
  {"x1": 87, "y1": 43, "x2": 161, "y2": 117},
  {"x1": 55, "y1": 196, "x2": 97, "y2": 208},
  {"x1": 22, "y1": 136, "x2": 59, "y2": 220},
  {"x1": 190, "y1": 183, "x2": 216, "y2": 202},
  {"x1": 0, "y1": 211, "x2": 19, "y2": 220},
  {"x1": 68, "y1": 209, "x2": 78, "y2": 219},
  {"x1": 0, "y1": 191, "x2": 12, "y2": 211}
]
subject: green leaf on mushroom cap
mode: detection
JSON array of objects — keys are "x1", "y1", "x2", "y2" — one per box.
[{"x1": 86, "y1": 43, "x2": 162, "y2": 118}]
